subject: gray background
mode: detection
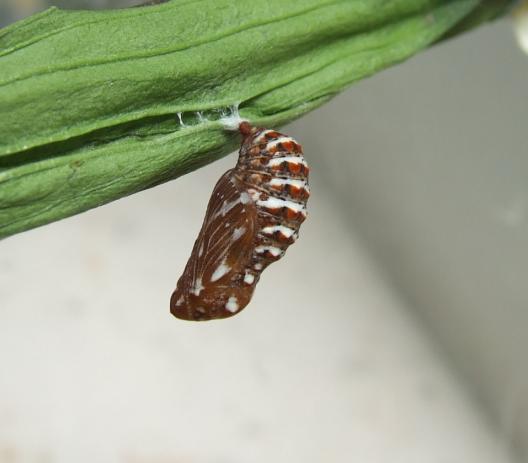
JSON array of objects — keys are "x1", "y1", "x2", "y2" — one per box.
[
  {"x1": 1, "y1": 1, "x2": 527, "y2": 461},
  {"x1": 298, "y1": 16, "x2": 528, "y2": 458}
]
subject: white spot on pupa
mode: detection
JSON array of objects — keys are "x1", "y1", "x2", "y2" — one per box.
[
  {"x1": 225, "y1": 296, "x2": 239, "y2": 313},
  {"x1": 191, "y1": 278, "x2": 204, "y2": 296},
  {"x1": 176, "y1": 295, "x2": 184, "y2": 305},
  {"x1": 232, "y1": 226, "x2": 246, "y2": 241},
  {"x1": 217, "y1": 199, "x2": 240, "y2": 218},
  {"x1": 244, "y1": 273, "x2": 255, "y2": 285},
  {"x1": 266, "y1": 136, "x2": 296, "y2": 151},
  {"x1": 255, "y1": 245, "x2": 283, "y2": 257},
  {"x1": 248, "y1": 189, "x2": 261, "y2": 201},
  {"x1": 254, "y1": 262, "x2": 263, "y2": 270},
  {"x1": 198, "y1": 242, "x2": 204, "y2": 257},
  {"x1": 268, "y1": 156, "x2": 307, "y2": 168},
  {"x1": 257, "y1": 197, "x2": 305, "y2": 214},
  {"x1": 240, "y1": 192, "x2": 251, "y2": 204},
  {"x1": 268, "y1": 178, "x2": 307, "y2": 190},
  {"x1": 211, "y1": 261, "x2": 230, "y2": 282},
  {"x1": 261, "y1": 224, "x2": 295, "y2": 238},
  {"x1": 253, "y1": 129, "x2": 274, "y2": 144}
]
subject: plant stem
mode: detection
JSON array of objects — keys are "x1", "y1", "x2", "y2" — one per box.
[{"x1": 0, "y1": 0, "x2": 515, "y2": 239}]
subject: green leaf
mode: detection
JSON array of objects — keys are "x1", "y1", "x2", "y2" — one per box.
[{"x1": 0, "y1": 0, "x2": 514, "y2": 239}]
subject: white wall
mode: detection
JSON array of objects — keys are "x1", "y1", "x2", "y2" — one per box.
[{"x1": 293, "y1": 17, "x2": 528, "y2": 460}]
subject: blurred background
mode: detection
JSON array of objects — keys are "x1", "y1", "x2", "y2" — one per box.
[{"x1": 1, "y1": 1, "x2": 527, "y2": 462}]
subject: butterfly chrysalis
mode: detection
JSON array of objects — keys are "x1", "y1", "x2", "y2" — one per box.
[{"x1": 170, "y1": 122, "x2": 309, "y2": 321}]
